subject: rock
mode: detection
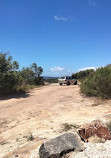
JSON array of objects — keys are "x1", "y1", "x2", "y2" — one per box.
[
  {"x1": 39, "y1": 133, "x2": 84, "y2": 158},
  {"x1": 87, "y1": 134, "x2": 105, "y2": 143},
  {"x1": 77, "y1": 120, "x2": 111, "y2": 142},
  {"x1": 69, "y1": 140, "x2": 111, "y2": 158}
]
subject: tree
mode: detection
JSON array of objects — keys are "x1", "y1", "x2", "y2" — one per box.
[
  {"x1": 37, "y1": 66, "x2": 43, "y2": 77},
  {"x1": 0, "y1": 52, "x2": 44, "y2": 96},
  {"x1": 0, "y1": 52, "x2": 19, "y2": 95},
  {"x1": 12, "y1": 61, "x2": 19, "y2": 70},
  {"x1": 19, "y1": 67, "x2": 35, "y2": 84},
  {"x1": 31, "y1": 63, "x2": 43, "y2": 77},
  {"x1": 31, "y1": 63, "x2": 38, "y2": 76},
  {"x1": 19, "y1": 63, "x2": 43, "y2": 85}
]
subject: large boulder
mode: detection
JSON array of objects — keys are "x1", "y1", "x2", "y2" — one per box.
[
  {"x1": 77, "y1": 120, "x2": 111, "y2": 142},
  {"x1": 39, "y1": 133, "x2": 84, "y2": 158}
]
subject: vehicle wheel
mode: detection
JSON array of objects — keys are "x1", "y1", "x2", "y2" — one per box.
[
  {"x1": 74, "y1": 81, "x2": 77, "y2": 85},
  {"x1": 67, "y1": 81, "x2": 70, "y2": 85},
  {"x1": 59, "y1": 83, "x2": 62, "y2": 86}
]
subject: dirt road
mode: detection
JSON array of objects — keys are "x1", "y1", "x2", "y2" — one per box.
[{"x1": 0, "y1": 83, "x2": 111, "y2": 158}]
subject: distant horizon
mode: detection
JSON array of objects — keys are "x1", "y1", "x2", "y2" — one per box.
[
  {"x1": 0, "y1": 0, "x2": 111, "y2": 77},
  {"x1": 0, "y1": 51, "x2": 107, "y2": 77}
]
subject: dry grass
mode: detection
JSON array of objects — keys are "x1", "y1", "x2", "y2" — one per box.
[
  {"x1": 0, "y1": 141, "x2": 8, "y2": 145},
  {"x1": 61, "y1": 123, "x2": 79, "y2": 132},
  {"x1": 16, "y1": 84, "x2": 43, "y2": 93},
  {"x1": 106, "y1": 121, "x2": 111, "y2": 136},
  {"x1": 26, "y1": 133, "x2": 34, "y2": 141},
  {"x1": 92, "y1": 103, "x2": 100, "y2": 106}
]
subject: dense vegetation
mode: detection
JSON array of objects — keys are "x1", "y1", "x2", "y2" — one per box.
[
  {"x1": 1, "y1": 51, "x2": 111, "y2": 99},
  {"x1": 72, "y1": 69, "x2": 94, "y2": 80},
  {"x1": 73, "y1": 66, "x2": 111, "y2": 99},
  {"x1": 45, "y1": 78, "x2": 58, "y2": 83},
  {"x1": 0, "y1": 52, "x2": 43, "y2": 96}
]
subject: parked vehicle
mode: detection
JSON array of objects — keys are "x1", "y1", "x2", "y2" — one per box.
[{"x1": 58, "y1": 76, "x2": 77, "y2": 85}]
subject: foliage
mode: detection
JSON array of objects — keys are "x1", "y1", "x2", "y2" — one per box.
[
  {"x1": 19, "y1": 67, "x2": 35, "y2": 84},
  {"x1": 80, "y1": 75, "x2": 97, "y2": 97},
  {"x1": 61, "y1": 123, "x2": 79, "y2": 132},
  {"x1": 0, "y1": 52, "x2": 43, "y2": 96},
  {"x1": 45, "y1": 78, "x2": 58, "y2": 83},
  {"x1": 31, "y1": 63, "x2": 43, "y2": 77},
  {"x1": 19, "y1": 63, "x2": 43, "y2": 85},
  {"x1": 72, "y1": 69, "x2": 94, "y2": 80},
  {"x1": 80, "y1": 67, "x2": 111, "y2": 99},
  {"x1": 26, "y1": 132, "x2": 34, "y2": 141},
  {"x1": 15, "y1": 84, "x2": 39, "y2": 94},
  {"x1": 0, "y1": 52, "x2": 19, "y2": 95}
]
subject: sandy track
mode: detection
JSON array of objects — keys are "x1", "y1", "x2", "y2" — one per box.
[{"x1": 0, "y1": 83, "x2": 111, "y2": 158}]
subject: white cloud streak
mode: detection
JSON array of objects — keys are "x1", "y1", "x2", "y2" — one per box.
[
  {"x1": 78, "y1": 67, "x2": 97, "y2": 72},
  {"x1": 88, "y1": 0, "x2": 97, "y2": 6},
  {"x1": 50, "y1": 67, "x2": 64, "y2": 72},
  {"x1": 54, "y1": 15, "x2": 69, "y2": 21}
]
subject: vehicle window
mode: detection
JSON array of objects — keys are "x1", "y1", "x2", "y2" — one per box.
[
  {"x1": 60, "y1": 77, "x2": 65, "y2": 79},
  {"x1": 66, "y1": 76, "x2": 71, "y2": 79}
]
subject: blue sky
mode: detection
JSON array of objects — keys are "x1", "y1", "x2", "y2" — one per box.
[{"x1": 0, "y1": 0, "x2": 111, "y2": 76}]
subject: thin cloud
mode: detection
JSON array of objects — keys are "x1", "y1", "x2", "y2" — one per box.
[
  {"x1": 54, "y1": 15, "x2": 69, "y2": 21},
  {"x1": 50, "y1": 67, "x2": 64, "y2": 72},
  {"x1": 78, "y1": 67, "x2": 97, "y2": 72},
  {"x1": 88, "y1": 0, "x2": 97, "y2": 6}
]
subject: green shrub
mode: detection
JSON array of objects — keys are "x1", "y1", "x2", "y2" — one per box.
[
  {"x1": 15, "y1": 84, "x2": 42, "y2": 94},
  {"x1": 81, "y1": 76, "x2": 97, "y2": 97},
  {"x1": 72, "y1": 69, "x2": 94, "y2": 80},
  {"x1": 81, "y1": 67, "x2": 111, "y2": 99},
  {"x1": 19, "y1": 64, "x2": 43, "y2": 85},
  {"x1": 61, "y1": 123, "x2": 79, "y2": 132},
  {"x1": 26, "y1": 132, "x2": 34, "y2": 141},
  {"x1": 45, "y1": 78, "x2": 58, "y2": 83},
  {"x1": 0, "y1": 52, "x2": 19, "y2": 96},
  {"x1": 0, "y1": 52, "x2": 44, "y2": 96}
]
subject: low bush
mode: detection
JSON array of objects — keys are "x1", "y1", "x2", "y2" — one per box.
[
  {"x1": 80, "y1": 67, "x2": 111, "y2": 99},
  {"x1": 72, "y1": 69, "x2": 94, "y2": 80},
  {"x1": 15, "y1": 83, "x2": 43, "y2": 94},
  {"x1": 45, "y1": 78, "x2": 58, "y2": 83},
  {"x1": 61, "y1": 123, "x2": 79, "y2": 132},
  {"x1": 0, "y1": 52, "x2": 19, "y2": 96},
  {"x1": 0, "y1": 52, "x2": 44, "y2": 96}
]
